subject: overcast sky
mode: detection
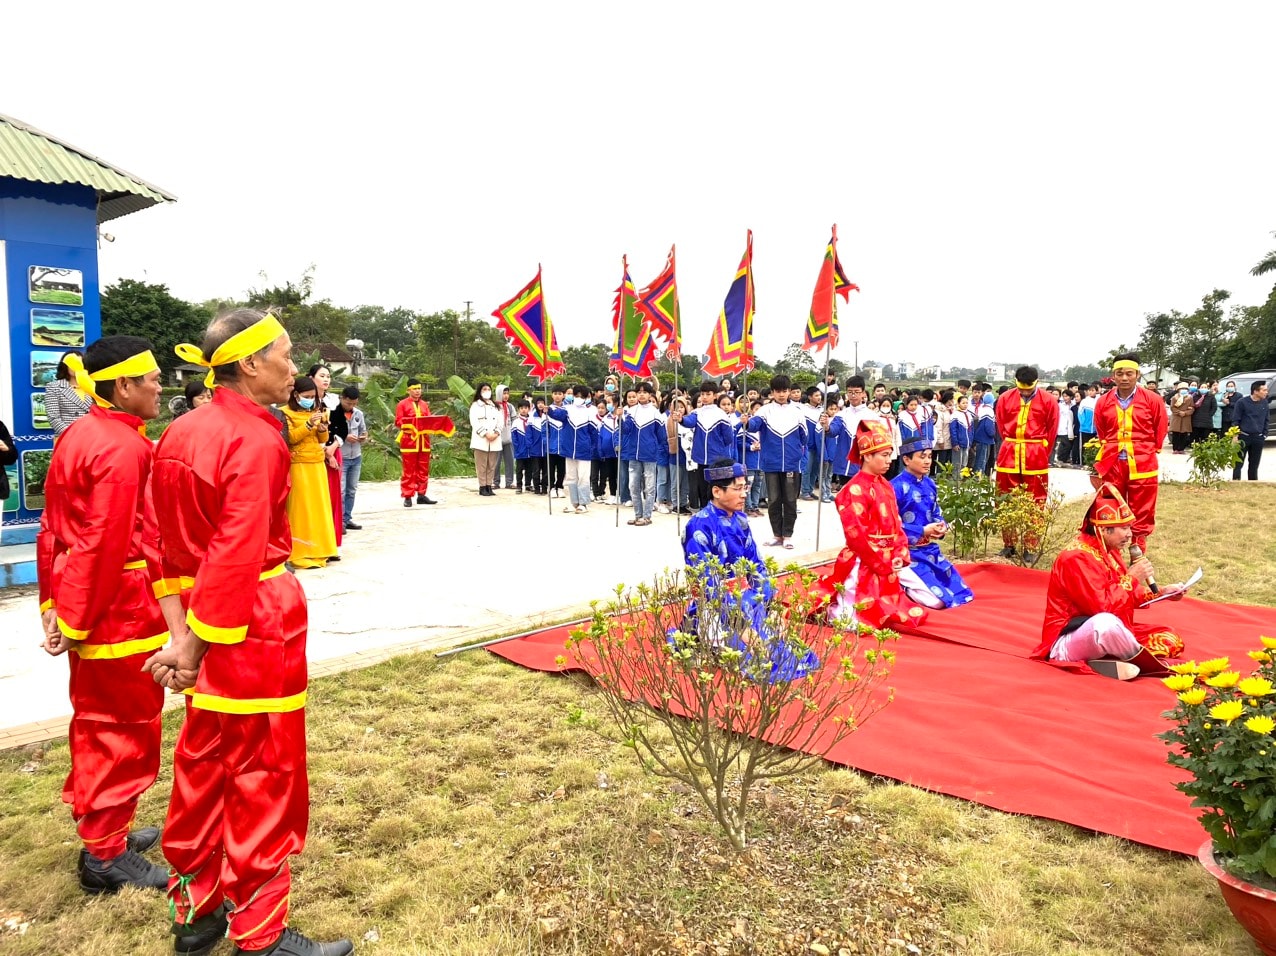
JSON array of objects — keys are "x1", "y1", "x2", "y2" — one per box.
[{"x1": 4, "y1": 1, "x2": 1275, "y2": 371}]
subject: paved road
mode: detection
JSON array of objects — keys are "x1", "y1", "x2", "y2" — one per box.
[{"x1": 1, "y1": 450, "x2": 1268, "y2": 737}]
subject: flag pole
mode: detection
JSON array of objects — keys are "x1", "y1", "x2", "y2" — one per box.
[
  {"x1": 815, "y1": 336, "x2": 832, "y2": 551},
  {"x1": 545, "y1": 380, "x2": 553, "y2": 516},
  {"x1": 673, "y1": 355, "x2": 682, "y2": 538},
  {"x1": 614, "y1": 372, "x2": 624, "y2": 528}
]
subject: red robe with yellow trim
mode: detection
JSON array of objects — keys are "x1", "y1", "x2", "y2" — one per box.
[
  {"x1": 814, "y1": 469, "x2": 928, "y2": 629},
  {"x1": 35, "y1": 405, "x2": 166, "y2": 859},
  {"x1": 1092, "y1": 386, "x2": 1167, "y2": 551},
  {"x1": 152, "y1": 387, "x2": 309, "y2": 951},
  {"x1": 995, "y1": 387, "x2": 1059, "y2": 481},
  {"x1": 1032, "y1": 532, "x2": 1183, "y2": 660},
  {"x1": 1093, "y1": 386, "x2": 1167, "y2": 481}
]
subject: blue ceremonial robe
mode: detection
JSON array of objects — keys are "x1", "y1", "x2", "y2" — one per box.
[
  {"x1": 890, "y1": 471, "x2": 974, "y2": 608},
  {"x1": 679, "y1": 503, "x2": 818, "y2": 682}
]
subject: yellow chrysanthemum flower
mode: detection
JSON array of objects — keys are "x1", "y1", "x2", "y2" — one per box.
[
  {"x1": 1178, "y1": 689, "x2": 1207, "y2": 706},
  {"x1": 1248, "y1": 651, "x2": 1272, "y2": 663},
  {"x1": 1162, "y1": 675, "x2": 1196, "y2": 691},
  {"x1": 1238, "y1": 678, "x2": 1276, "y2": 697},
  {"x1": 1244, "y1": 716, "x2": 1276, "y2": 735},
  {"x1": 1168, "y1": 662, "x2": 1199, "y2": 675},
  {"x1": 1261, "y1": 636, "x2": 1276, "y2": 650},
  {"x1": 1197, "y1": 658, "x2": 1231, "y2": 676},
  {"x1": 1209, "y1": 701, "x2": 1245, "y2": 724},
  {"x1": 1204, "y1": 671, "x2": 1241, "y2": 689}
]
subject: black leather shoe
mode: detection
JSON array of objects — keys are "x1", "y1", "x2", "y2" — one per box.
[
  {"x1": 231, "y1": 927, "x2": 354, "y2": 956},
  {"x1": 127, "y1": 826, "x2": 162, "y2": 854},
  {"x1": 403, "y1": 497, "x2": 413, "y2": 508},
  {"x1": 344, "y1": 522, "x2": 361, "y2": 531},
  {"x1": 173, "y1": 902, "x2": 230, "y2": 955},
  {"x1": 419, "y1": 496, "x2": 437, "y2": 505},
  {"x1": 79, "y1": 849, "x2": 168, "y2": 894},
  {"x1": 997, "y1": 546, "x2": 1016, "y2": 559}
]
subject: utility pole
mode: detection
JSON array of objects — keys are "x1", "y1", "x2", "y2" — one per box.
[
  {"x1": 854, "y1": 340, "x2": 859, "y2": 375},
  {"x1": 454, "y1": 300, "x2": 473, "y2": 378}
]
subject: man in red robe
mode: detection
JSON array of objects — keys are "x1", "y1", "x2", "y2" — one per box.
[
  {"x1": 1032, "y1": 482, "x2": 1184, "y2": 679},
  {"x1": 1092, "y1": 352, "x2": 1168, "y2": 556},
  {"x1": 149, "y1": 310, "x2": 352, "y2": 956},
  {"x1": 395, "y1": 378, "x2": 436, "y2": 506},
  {"x1": 814, "y1": 418, "x2": 928, "y2": 629},
  {"x1": 36, "y1": 336, "x2": 170, "y2": 894},
  {"x1": 995, "y1": 366, "x2": 1059, "y2": 562}
]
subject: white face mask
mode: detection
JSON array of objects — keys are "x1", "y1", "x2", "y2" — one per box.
[{"x1": 481, "y1": 390, "x2": 492, "y2": 400}]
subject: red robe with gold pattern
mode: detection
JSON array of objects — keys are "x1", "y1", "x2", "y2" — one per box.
[
  {"x1": 1092, "y1": 386, "x2": 1168, "y2": 552},
  {"x1": 36, "y1": 405, "x2": 167, "y2": 860},
  {"x1": 152, "y1": 387, "x2": 308, "y2": 952},
  {"x1": 814, "y1": 469, "x2": 929, "y2": 629},
  {"x1": 1032, "y1": 532, "x2": 1183, "y2": 660}
]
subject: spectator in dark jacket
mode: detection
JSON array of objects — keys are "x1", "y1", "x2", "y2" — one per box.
[
  {"x1": 1190, "y1": 386, "x2": 1217, "y2": 444},
  {"x1": 1232, "y1": 381, "x2": 1270, "y2": 481}
]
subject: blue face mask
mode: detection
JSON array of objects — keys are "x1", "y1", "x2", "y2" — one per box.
[
  {"x1": 564, "y1": 395, "x2": 574, "y2": 405},
  {"x1": 606, "y1": 402, "x2": 614, "y2": 412},
  {"x1": 297, "y1": 396, "x2": 316, "y2": 410}
]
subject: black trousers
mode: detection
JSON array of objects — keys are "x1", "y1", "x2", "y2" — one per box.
[
  {"x1": 592, "y1": 458, "x2": 617, "y2": 496},
  {"x1": 1234, "y1": 433, "x2": 1265, "y2": 481},
  {"x1": 764, "y1": 471, "x2": 800, "y2": 538},
  {"x1": 548, "y1": 454, "x2": 566, "y2": 489},
  {"x1": 515, "y1": 459, "x2": 534, "y2": 490},
  {"x1": 689, "y1": 467, "x2": 709, "y2": 511}
]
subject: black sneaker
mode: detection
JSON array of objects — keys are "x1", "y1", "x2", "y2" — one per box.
[
  {"x1": 173, "y1": 902, "x2": 230, "y2": 955},
  {"x1": 1021, "y1": 550, "x2": 1039, "y2": 565},
  {"x1": 997, "y1": 546, "x2": 1016, "y2": 559},
  {"x1": 418, "y1": 495, "x2": 437, "y2": 505},
  {"x1": 403, "y1": 498, "x2": 413, "y2": 508},
  {"x1": 231, "y1": 927, "x2": 354, "y2": 956},
  {"x1": 344, "y1": 522, "x2": 362, "y2": 531},
  {"x1": 79, "y1": 849, "x2": 169, "y2": 894}
]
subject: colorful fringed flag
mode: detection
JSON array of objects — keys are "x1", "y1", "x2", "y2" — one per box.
[
  {"x1": 636, "y1": 244, "x2": 682, "y2": 360},
  {"x1": 492, "y1": 266, "x2": 564, "y2": 384},
  {"x1": 802, "y1": 224, "x2": 859, "y2": 352},
  {"x1": 609, "y1": 255, "x2": 657, "y2": 377},
  {"x1": 702, "y1": 230, "x2": 755, "y2": 376}
]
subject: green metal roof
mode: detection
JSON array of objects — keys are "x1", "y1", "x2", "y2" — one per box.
[{"x1": 0, "y1": 113, "x2": 176, "y2": 223}]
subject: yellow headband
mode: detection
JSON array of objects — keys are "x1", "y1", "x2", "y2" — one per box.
[
  {"x1": 63, "y1": 351, "x2": 159, "y2": 408},
  {"x1": 175, "y1": 315, "x2": 286, "y2": 387},
  {"x1": 1015, "y1": 378, "x2": 1037, "y2": 389},
  {"x1": 1112, "y1": 359, "x2": 1139, "y2": 372}
]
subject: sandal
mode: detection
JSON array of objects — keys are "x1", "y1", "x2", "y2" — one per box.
[
  {"x1": 627, "y1": 518, "x2": 638, "y2": 525},
  {"x1": 783, "y1": 541, "x2": 795, "y2": 550},
  {"x1": 764, "y1": 538, "x2": 782, "y2": 547}
]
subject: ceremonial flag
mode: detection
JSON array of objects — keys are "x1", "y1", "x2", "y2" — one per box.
[
  {"x1": 637, "y1": 244, "x2": 682, "y2": 360},
  {"x1": 802, "y1": 224, "x2": 859, "y2": 352},
  {"x1": 492, "y1": 266, "x2": 564, "y2": 384},
  {"x1": 609, "y1": 255, "x2": 657, "y2": 377},
  {"x1": 702, "y1": 230, "x2": 755, "y2": 377}
]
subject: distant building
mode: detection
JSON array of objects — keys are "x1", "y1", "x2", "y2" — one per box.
[
  {"x1": 863, "y1": 365, "x2": 882, "y2": 382},
  {"x1": 986, "y1": 363, "x2": 1006, "y2": 382},
  {"x1": 897, "y1": 361, "x2": 915, "y2": 379}
]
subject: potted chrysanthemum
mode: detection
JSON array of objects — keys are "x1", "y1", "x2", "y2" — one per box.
[{"x1": 1159, "y1": 638, "x2": 1276, "y2": 954}]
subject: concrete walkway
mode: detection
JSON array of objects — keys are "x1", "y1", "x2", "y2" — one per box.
[{"x1": 2, "y1": 450, "x2": 1269, "y2": 748}]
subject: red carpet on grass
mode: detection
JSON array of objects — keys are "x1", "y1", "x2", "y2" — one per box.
[{"x1": 490, "y1": 563, "x2": 1276, "y2": 855}]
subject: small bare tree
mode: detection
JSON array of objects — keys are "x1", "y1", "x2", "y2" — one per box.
[{"x1": 565, "y1": 557, "x2": 898, "y2": 852}]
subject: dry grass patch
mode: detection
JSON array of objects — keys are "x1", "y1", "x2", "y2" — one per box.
[{"x1": 1, "y1": 482, "x2": 1272, "y2": 954}]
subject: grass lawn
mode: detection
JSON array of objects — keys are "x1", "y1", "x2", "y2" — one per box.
[{"x1": 2, "y1": 483, "x2": 1273, "y2": 955}]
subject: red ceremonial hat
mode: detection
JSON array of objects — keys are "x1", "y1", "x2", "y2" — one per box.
[
  {"x1": 1085, "y1": 481, "x2": 1135, "y2": 529},
  {"x1": 849, "y1": 418, "x2": 893, "y2": 465}
]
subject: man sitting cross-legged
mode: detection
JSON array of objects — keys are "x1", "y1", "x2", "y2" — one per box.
[
  {"x1": 890, "y1": 435, "x2": 974, "y2": 609},
  {"x1": 1032, "y1": 482, "x2": 1185, "y2": 679}
]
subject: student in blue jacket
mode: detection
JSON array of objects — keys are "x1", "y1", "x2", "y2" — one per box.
[{"x1": 745, "y1": 374, "x2": 808, "y2": 549}]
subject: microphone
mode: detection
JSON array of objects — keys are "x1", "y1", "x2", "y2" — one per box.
[{"x1": 1129, "y1": 543, "x2": 1158, "y2": 594}]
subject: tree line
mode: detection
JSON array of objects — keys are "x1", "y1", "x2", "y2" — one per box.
[{"x1": 1107, "y1": 233, "x2": 1276, "y2": 381}]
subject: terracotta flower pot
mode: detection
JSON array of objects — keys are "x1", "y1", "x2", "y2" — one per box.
[{"x1": 1198, "y1": 839, "x2": 1276, "y2": 955}]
